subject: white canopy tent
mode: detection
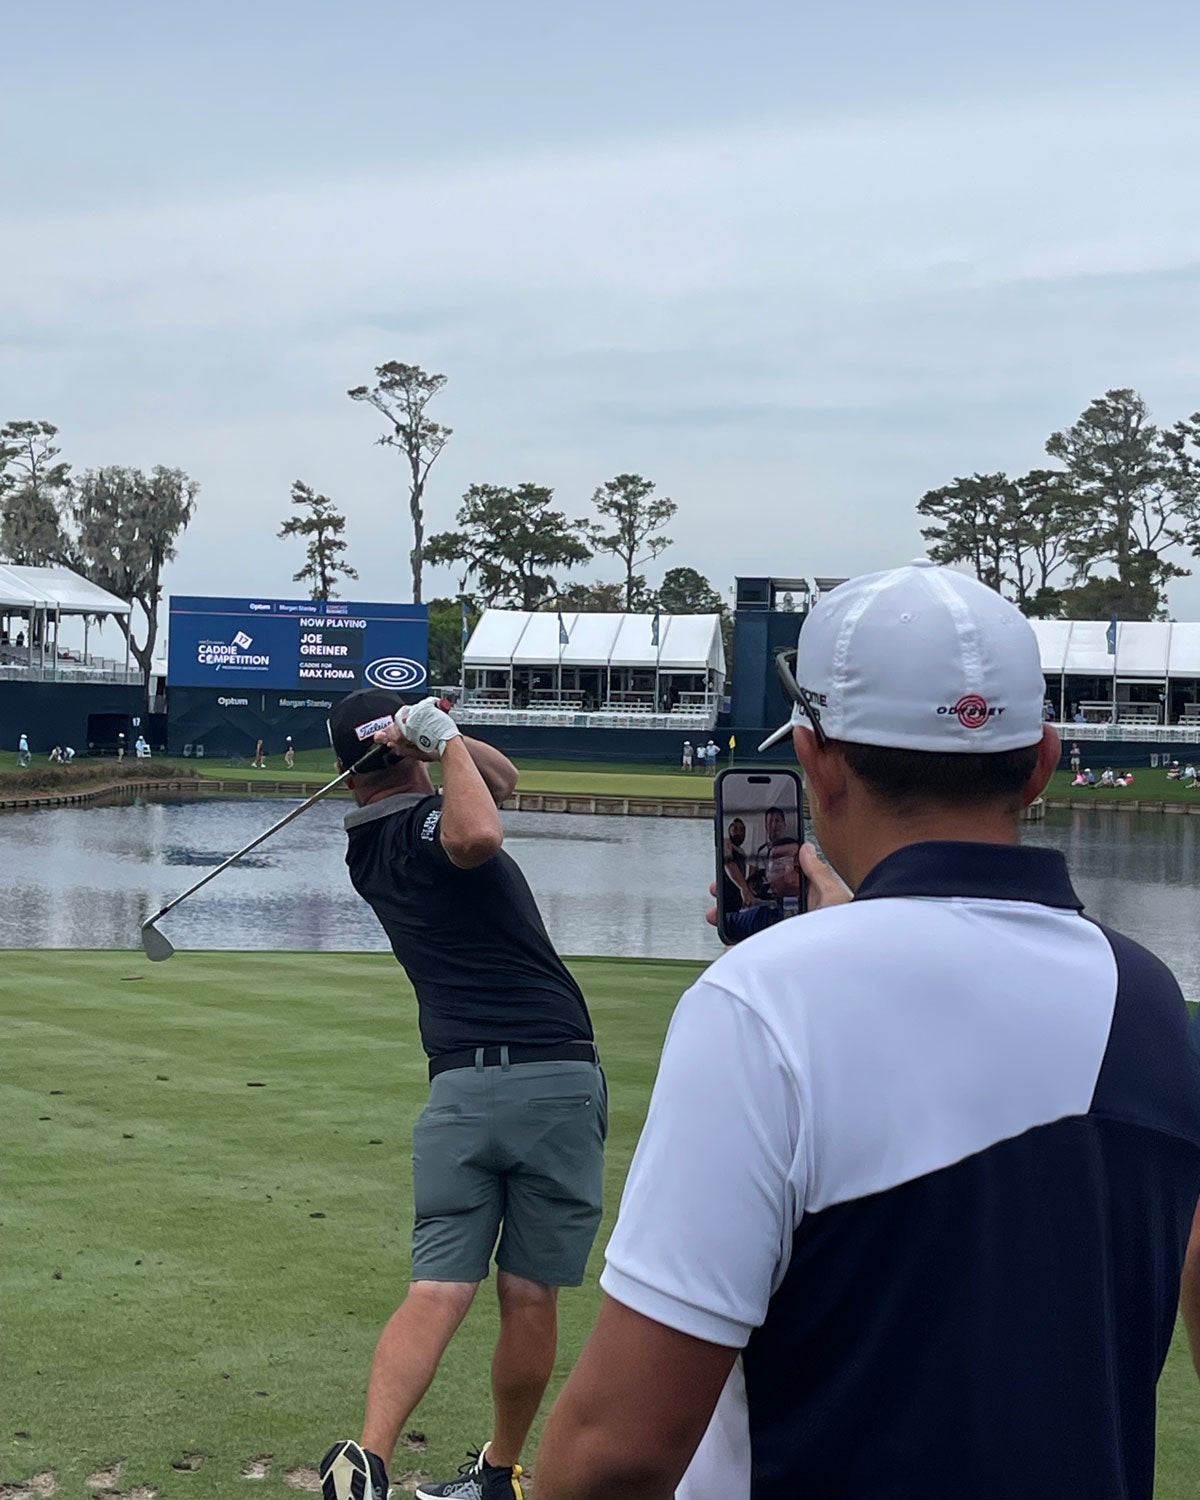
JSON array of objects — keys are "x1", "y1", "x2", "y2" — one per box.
[
  {"x1": 462, "y1": 609, "x2": 725, "y2": 714},
  {"x1": 0, "y1": 563, "x2": 134, "y2": 680},
  {"x1": 1029, "y1": 619, "x2": 1200, "y2": 724}
]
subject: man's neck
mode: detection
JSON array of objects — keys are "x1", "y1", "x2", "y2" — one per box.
[
  {"x1": 836, "y1": 805, "x2": 1022, "y2": 892},
  {"x1": 356, "y1": 765, "x2": 436, "y2": 806}
]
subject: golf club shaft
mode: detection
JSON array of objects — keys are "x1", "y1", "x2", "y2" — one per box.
[{"x1": 149, "y1": 742, "x2": 386, "y2": 923}]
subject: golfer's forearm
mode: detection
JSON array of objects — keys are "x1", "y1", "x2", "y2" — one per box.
[
  {"x1": 459, "y1": 736, "x2": 519, "y2": 803},
  {"x1": 438, "y1": 738, "x2": 504, "y2": 866}
]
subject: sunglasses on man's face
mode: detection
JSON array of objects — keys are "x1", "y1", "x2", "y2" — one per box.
[{"x1": 775, "y1": 649, "x2": 828, "y2": 750}]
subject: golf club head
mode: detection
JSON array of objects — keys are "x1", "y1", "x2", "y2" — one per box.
[{"x1": 140, "y1": 921, "x2": 175, "y2": 963}]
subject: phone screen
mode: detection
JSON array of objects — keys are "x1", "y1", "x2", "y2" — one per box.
[{"x1": 714, "y1": 768, "x2": 807, "y2": 944}]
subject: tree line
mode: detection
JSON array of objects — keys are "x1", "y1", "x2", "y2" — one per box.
[
  {"x1": 0, "y1": 419, "x2": 197, "y2": 689},
  {"x1": 917, "y1": 389, "x2": 1200, "y2": 621},
  {"x1": 281, "y1": 361, "x2": 730, "y2": 680}
]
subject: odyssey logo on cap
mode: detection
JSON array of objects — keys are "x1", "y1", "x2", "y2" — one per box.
[
  {"x1": 935, "y1": 694, "x2": 1005, "y2": 730},
  {"x1": 758, "y1": 562, "x2": 1045, "y2": 754},
  {"x1": 354, "y1": 714, "x2": 396, "y2": 742}
]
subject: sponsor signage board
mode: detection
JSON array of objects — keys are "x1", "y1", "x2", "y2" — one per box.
[{"x1": 168, "y1": 596, "x2": 428, "y2": 692}]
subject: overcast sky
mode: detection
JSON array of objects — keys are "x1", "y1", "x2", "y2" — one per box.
[{"x1": 2, "y1": 0, "x2": 1199, "y2": 632}]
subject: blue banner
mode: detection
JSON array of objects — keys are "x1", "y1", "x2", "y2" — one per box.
[{"x1": 168, "y1": 596, "x2": 428, "y2": 692}]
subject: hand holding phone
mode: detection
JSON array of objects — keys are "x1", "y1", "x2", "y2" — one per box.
[{"x1": 714, "y1": 768, "x2": 807, "y2": 944}]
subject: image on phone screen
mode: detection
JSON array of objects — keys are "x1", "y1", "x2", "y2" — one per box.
[{"x1": 715, "y1": 768, "x2": 806, "y2": 944}]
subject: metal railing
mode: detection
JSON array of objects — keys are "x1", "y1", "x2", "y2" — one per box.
[
  {"x1": 456, "y1": 704, "x2": 719, "y2": 731},
  {"x1": 1055, "y1": 721, "x2": 1200, "y2": 743},
  {"x1": 0, "y1": 660, "x2": 143, "y2": 686}
]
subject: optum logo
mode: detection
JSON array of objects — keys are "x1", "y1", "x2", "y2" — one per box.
[{"x1": 217, "y1": 696, "x2": 249, "y2": 708}]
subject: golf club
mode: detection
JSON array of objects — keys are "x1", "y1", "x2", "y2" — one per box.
[{"x1": 139, "y1": 739, "x2": 394, "y2": 962}]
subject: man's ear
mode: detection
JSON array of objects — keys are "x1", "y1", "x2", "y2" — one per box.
[
  {"x1": 793, "y1": 727, "x2": 846, "y2": 816},
  {"x1": 1023, "y1": 724, "x2": 1060, "y2": 806}
]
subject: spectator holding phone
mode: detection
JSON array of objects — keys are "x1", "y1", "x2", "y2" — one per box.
[{"x1": 537, "y1": 562, "x2": 1200, "y2": 1500}]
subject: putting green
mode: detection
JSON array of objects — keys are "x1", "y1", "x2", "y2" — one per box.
[{"x1": 3, "y1": 952, "x2": 1198, "y2": 1497}]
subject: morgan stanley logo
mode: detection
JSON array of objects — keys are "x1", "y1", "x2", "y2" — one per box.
[{"x1": 935, "y1": 694, "x2": 1004, "y2": 729}]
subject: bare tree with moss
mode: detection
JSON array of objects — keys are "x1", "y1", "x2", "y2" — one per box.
[{"x1": 348, "y1": 363, "x2": 451, "y2": 603}]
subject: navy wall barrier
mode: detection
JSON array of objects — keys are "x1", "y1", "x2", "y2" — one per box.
[
  {"x1": 731, "y1": 610, "x2": 802, "y2": 731},
  {"x1": 0, "y1": 681, "x2": 146, "y2": 756},
  {"x1": 167, "y1": 686, "x2": 360, "y2": 759}
]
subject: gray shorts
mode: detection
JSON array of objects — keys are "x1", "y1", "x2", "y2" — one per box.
[{"x1": 411, "y1": 1057, "x2": 607, "y2": 1287}]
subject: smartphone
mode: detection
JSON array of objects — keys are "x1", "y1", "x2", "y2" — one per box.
[{"x1": 714, "y1": 767, "x2": 807, "y2": 944}]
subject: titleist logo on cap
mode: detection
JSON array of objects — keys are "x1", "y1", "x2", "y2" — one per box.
[{"x1": 354, "y1": 714, "x2": 395, "y2": 742}]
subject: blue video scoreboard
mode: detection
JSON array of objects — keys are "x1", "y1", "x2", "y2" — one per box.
[{"x1": 168, "y1": 596, "x2": 428, "y2": 693}]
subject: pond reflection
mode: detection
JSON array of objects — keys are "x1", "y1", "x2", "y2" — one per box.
[{"x1": 0, "y1": 798, "x2": 1197, "y2": 993}]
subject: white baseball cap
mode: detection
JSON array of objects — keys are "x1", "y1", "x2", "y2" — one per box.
[{"x1": 759, "y1": 561, "x2": 1046, "y2": 753}]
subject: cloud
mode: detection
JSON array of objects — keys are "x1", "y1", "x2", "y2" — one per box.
[{"x1": 1, "y1": 85, "x2": 1197, "y2": 612}]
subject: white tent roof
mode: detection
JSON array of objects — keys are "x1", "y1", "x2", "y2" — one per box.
[
  {"x1": 1029, "y1": 619, "x2": 1200, "y2": 678},
  {"x1": 1168, "y1": 624, "x2": 1200, "y2": 676},
  {"x1": 1028, "y1": 619, "x2": 1073, "y2": 674},
  {"x1": 0, "y1": 563, "x2": 131, "y2": 616},
  {"x1": 511, "y1": 613, "x2": 572, "y2": 666},
  {"x1": 465, "y1": 609, "x2": 725, "y2": 674}
]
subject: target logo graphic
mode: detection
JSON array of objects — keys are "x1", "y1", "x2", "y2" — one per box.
[
  {"x1": 365, "y1": 657, "x2": 427, "y2": 691},
  {"x1": 952, "y1": 694, "x2": 989, "y2": 729}
]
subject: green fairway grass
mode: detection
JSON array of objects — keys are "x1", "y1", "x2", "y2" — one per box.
[
  {"x1": 0, "y1": 748, "x2": 717, "y2": 801},
  {"x1": 4, "y1": 952, "x2": 1199, "y2": 1498},
  {"x1": 2, "y1": 951, "x2": 695, "y2": 1498}
]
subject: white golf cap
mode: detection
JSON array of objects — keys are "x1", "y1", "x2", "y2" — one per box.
[{"x1": 759, "y1": 561, "x2": 1046, "y2": 753}]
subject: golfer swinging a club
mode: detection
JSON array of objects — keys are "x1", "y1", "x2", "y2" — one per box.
[{"x1": 320, "y1": 691, "x2": 605, "y2": 1500}]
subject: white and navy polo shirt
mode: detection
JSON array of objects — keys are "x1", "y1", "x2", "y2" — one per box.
[{"x1": 601, "y1": 842, "x2": 1200, "y2": 1500}]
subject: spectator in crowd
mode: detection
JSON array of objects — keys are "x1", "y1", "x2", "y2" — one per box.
[
  {"x1": 1099, "y1": 768, "x2": 1116, "y2": 788},
  {"x1": 18, "y1": 732, "x2": 30, "y2": 767},
  {"x1": 285, "y1": 736, "x2": 295, "y2": 770},
  {"x1": 1168, "y1": 762, "x2": 1182, "y2": 780},
  {"x1": 62, "y1": 746, "x2": 75, "y2": 762},
  {"x1": 1069, "y1": 742, "x2": 1081, "y2": 772},
  {"x1": 254, "y1": 738, "x2": 266, "y2": 768},
  {"x1": 682, "y1": 740, "x2": 693, "y2": 773}
]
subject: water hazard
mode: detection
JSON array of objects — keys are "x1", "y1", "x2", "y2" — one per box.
[{"x1": 0, "y1": 795, "x2": 1197, "y2": 993}]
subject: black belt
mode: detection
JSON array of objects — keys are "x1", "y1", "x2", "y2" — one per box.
[{"x1": 428, "y1": 1040, "x2": 599, "y2": 1081}]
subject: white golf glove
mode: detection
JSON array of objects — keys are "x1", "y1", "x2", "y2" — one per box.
[{"x1": 395, "y1": 697, "x2": 462, "y2": 759}]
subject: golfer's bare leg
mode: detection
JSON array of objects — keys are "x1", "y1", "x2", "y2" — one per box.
[
  {"x1": 489, "y1": 1271, "x2": 558, "y2": 1467},
  {"x1": 361, "y1": 1279, "x2": 479, "y2": 1466}
]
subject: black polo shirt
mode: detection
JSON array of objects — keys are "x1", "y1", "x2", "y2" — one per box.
[{"x1": 344, "y1": 791, "x2": 593, "y2": 1058}]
